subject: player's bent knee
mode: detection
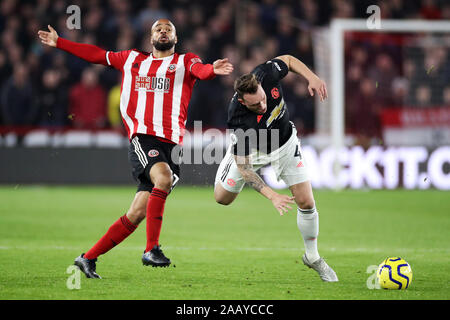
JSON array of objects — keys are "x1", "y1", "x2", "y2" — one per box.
[
  {"x1": 214, "y1": 190, "x2": 230, "y2": 205},
  {"x1": 215, "y1": 197, "x2": 233, "y2": 206},
  {"x1": 296, "y1": 198, "x2": 316, "y2": 210},
  {"x1": 153, "y1": 175, "x2": 173, "y2": 192},
  {"x1": 214, "y1": 186, "x2": 237, "y2": 206},
  {"x1": 150, "y1": 162, "x2": 173, "y2": 192}
]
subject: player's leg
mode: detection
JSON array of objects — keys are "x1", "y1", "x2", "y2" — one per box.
[
  {"x1": 144, "y1": 161, "x2": 173, "y2": 253},
  {"x1": 278, "y1": 127, "x2": 337, "y2": 281},
  {"x1": 74, "y1": 192, "x2": 146, "y2": 279},
  {"x1": 290, "y1": 181, "x2": 337, "y2": 282},
  {"x1": 139, "y1": 137, "x2": 180, "y2": 267},
  {"x1": 126, "y1": 191, "x2": 151, "y2": 225},
  {"x1": 289, "y1": 181, "x2": 319, "y2": 262},
  {"x1": 214, "y1": 183, "x2": 239, "y2": 205},
  {"x1": 214, "y1": 148, "x2": 245, "y2": 205},
  {"x1": 141, "y1": 161, "x2": 173, "y2": 267}
]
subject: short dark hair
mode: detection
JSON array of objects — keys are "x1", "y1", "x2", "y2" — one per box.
[{"x1": 234, "y1": 73, "x2": 259, "y2": 99}]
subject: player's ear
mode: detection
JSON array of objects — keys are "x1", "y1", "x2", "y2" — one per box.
[{"x1": 174, "y1": 35, "x2": 178, "y2": 45}]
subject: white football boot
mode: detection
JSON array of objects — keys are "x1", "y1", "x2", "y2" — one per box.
[{"x1": 302, "y1": 254, "x2": 339, "y2": 282}]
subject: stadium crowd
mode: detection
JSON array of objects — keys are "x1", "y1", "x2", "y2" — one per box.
[{"x1": 0, "y1": 0, "x2": 449, "y2": 138}]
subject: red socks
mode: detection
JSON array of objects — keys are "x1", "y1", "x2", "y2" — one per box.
[
  {"x1": 84, "y1": 188, "x2": 168, "y2": 259},
  {"x1": 145, "y1": 188, "x2": 168, "y2": 252},
  {"x1": 84, "y1": 214, "x2": 137, "y2": 260}
]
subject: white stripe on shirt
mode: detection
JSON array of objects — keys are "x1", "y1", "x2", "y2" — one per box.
[
  {"x1": 120, "y1": 51, "x2": 140, "y2": 136},
  {"x1": 171, "y1": 54, "x2": 186, "y2": 143},
  {"x1": 152, "y1": 58, "x2": 173, "y2": 138},
  {"x1": 135, "y1": 55, "x2": 153, "y2": 134}
]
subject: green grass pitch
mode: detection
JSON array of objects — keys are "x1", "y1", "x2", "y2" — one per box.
[{"x1": 0, "y1": 185, "x2": 449, "y2": 300}]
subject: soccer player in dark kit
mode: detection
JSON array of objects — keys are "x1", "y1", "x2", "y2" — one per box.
[
  {"x1": 214, "y1": 55, "x2": 338, "y2": 282},
  {"x1": 38, "y1": 19, "x2": 233, "y2": 278}
]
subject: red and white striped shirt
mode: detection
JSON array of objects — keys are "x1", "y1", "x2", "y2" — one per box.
[
  {"x1": 107, "y1": 50, "x2": 204, "y2": 144},
  {"x1": 56, "y1": 38, "x2": 215, "y2": 145}
]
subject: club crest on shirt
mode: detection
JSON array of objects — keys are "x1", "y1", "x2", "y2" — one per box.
[
  {"x1": 167, "y1": 64, "x2": 177, "y2": 73},
  {"x1": 227, "y1": 178, "x2": 236, "y2": 187},
  {"x1": 148, "y1": 149, "x2": 159, "y2": 157},
  {"x1": 271, "y1": 87, "x2": 280, "y2": 99}
]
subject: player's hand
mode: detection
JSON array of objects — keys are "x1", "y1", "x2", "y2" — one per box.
[
  {"x1": 270, "y1": 193, "x2": 295, "y2": 216},
  {"x1": 213, "y1": 58, "x2": 234, "y2": 75},
  {"x1": 308, "y1": 76, "x2": 328, "y2": 102},
  {"x1": 38, "y1": 25, "x2": 59, "y2": 47}
]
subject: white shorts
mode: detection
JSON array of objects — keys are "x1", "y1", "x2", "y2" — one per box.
[{"x1": 215, "y1": 126, "x2": 310, "y2": 193}]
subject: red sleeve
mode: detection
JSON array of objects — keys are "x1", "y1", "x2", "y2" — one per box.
[
  {"x1": 105, "y1": 50, "x2": 133, "y2": 70},
  {"x1": 56, "y1": 37, "x2": 109, "y2": 66},
  {"x1": 185, "y1": 53, "x2": 215, "y2": 80}
]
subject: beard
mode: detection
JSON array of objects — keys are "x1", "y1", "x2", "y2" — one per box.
[{"x1": 152, "y1": 38, "x2": 176, "y2": 51}]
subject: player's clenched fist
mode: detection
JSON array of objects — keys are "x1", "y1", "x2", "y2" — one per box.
[{"x1": 38, "y1": 25, "x2": 59, "y2": 47}]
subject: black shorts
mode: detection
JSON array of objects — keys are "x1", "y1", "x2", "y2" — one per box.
[{"x1": 128, "y1": 134, "x2": 181, "y2": 193}]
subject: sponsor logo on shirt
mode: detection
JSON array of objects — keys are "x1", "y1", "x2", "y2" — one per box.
[
  {"x1": 135, "y1": 76, "x2": 171, "y2": 93},
  {"x1": 266, "y1": 98, "x2": 286, "y2": 127}
]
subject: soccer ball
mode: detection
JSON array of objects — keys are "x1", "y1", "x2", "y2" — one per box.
[{"x1": 377, "y1": 257, "x2": 413, "y2": 290}]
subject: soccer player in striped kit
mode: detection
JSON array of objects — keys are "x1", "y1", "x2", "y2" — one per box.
[{"x1": 38, "y1": 19, "x2": 233, "y2": 278}]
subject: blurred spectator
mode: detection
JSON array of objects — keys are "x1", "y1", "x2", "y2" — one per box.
[
  {"x1": 0, "y1": 51, "x2": 11, "y2": 85},
  {"x1": 443, "y1": 3, "x2": 450, "y2": 20},
  {"x1": 137, "y1": 0, "x2": 169, "y2": 32},
  {"x1": 332, "y1": 0, "x2": 354, "y2": 19},
  {"x1": 1, "y1": 64, "x2": 38, "y2": 125},
  {"x1": 420, "y1": 0, "x2": 442, "y2": 19},
  {"x1": 38, "y1": 69, "x2": 68, "y2": 127},
  {"x1": 443, "y1": 86, "x2": 450, "y2": 106},
  {"x1": 107, "y1": 75, "x2": 123, "y2": 131},
  {"x1": 284, "y1": 77, "x2": 315, "y2": 134},
  {"x1": 414, "y1": 85, "x2": 432, "y2": 107},
  {"x1": 68, "y1": 67, "x2": 107, "y2": 129},
  {"x1": 260, "y1": 0, "x2": 278, "y2": 34},
  {"x1": 391, "y1": 77, "x2": 409, "y2": 107},
  {"x1": 297, "y1": 0, "x2": 320, "y2": 26},
  {"x1": 277, "y1": 19, "x2": 296, "y2": 55},
  {"x1": 348, "y1": 78, "x2": 381, "y2": 143},
  {"x1": 368, "y1": 53, "x2": 397, "y2": 105},
  {"x1": 294, "y1": 32, "x2": 314, "y2": 68}
]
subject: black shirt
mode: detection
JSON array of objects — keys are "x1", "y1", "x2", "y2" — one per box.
[{"x1": 227, "y1": 59, "x2": 292, "y2": 156}]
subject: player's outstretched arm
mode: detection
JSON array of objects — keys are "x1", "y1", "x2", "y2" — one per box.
[
  {"x1": 276, "y1": 55, "x2": 328, "y2": 102},
  {"x1": 234, "y1": 155, "x2": 295, "y2": 216},
  {"x1": 38, "y1": 25, "x2": 58, "y2": 47},
  {"x1": 190, "y1": 58, "x2": 233, "y2": 80},
  {"x1": 37, "y1": 25, "x2": 109, "y2": 66},
  {"x1": 212, "y1": 58, "x2": 233, "y2": 75}
]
